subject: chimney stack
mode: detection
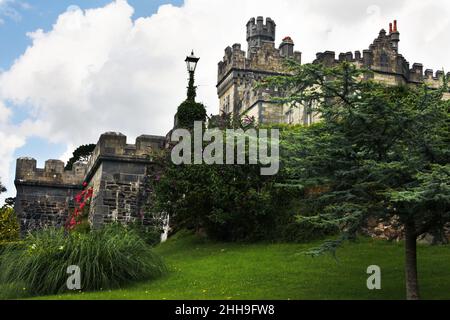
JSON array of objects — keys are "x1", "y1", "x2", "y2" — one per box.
[{"x1": 390, "y1": 20, "x2": 400, "y2": 52}]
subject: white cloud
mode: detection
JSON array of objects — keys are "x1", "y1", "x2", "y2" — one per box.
[
  {"x1": 0, "y1": 101, "x2": 11, "y2": 123},
  {"x1": 0, "y1": 131, "x2": 25, "y2": 202},
  {"x1": 59, "y1": 143, "x2": 75, "y2": 164},
  {"x1": 0, "y1": 0, "x2": 22, "y2": 22},
  {"x1": 0, "y1": 0, "x2": 449, "y2": 203}
]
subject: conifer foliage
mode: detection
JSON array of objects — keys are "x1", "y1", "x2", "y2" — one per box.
[{"x1": 263, "y1": 61, "x2": 450, "y2": 300}]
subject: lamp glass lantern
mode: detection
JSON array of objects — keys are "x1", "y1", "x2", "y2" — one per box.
[{"x1": 185, "y1": 50, "x2": 200, "y2": 73}]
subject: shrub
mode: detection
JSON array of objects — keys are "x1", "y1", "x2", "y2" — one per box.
[
  {"x1": 0, "y1": 207, "x2": 19, "y2": 242},
  {"x1": 129, "y1": 221, "x2": 163, "y2": 247},
  {"x1": 176, "y1": 100, "x2": 207, "y2": 128},
  {"x1": 65, "y1": 183, "x2": 93, "y2": 232},
  {"x1": 0, "y1": 224, "x2": 166, "y2": 297},
  {"x1": 152, "y1": 161, "x2": 279, "y2": 242}
]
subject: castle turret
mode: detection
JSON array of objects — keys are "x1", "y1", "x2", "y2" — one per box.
[
  {"x1": 279, "y1": 36, "x2": 294, "y2": 57},
  {"x1": 246, "y1": 16, "x2": 276, "y2": 55}
]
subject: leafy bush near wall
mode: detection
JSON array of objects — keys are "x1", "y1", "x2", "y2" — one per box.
[
  {"x1": 151, "y1": 122, "x2": 340, "y2": 243},
  {"x1": 176, "y1": 100, "x2": 207, "y2": 129},
  {"x1": 129, "y1": 221, "x2": 163, "y2": 247},
  {"x1": 0, "y1": 207, "x2": 19, "y2": 243},
  {"x1": 0, "y1": 224, "x2": 166, "y2": 298},
  {"x1": 66, "y1": 184, "x2": 93, "y2": 233},
  {"x1": 274, "y1": 216, "x2": 339, "y2": 243},
  {"x1": 152, "y1": 159, "x2": 279, "y2": 242}
]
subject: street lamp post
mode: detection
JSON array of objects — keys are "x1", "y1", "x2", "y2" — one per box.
[{"x1": 185, "y1": 50, "x2": 200, "y2": 102}]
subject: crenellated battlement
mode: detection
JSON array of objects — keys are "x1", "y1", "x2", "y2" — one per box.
[
  {"x1": 314, "y1": 21, "x2": 449, "y2": 94},
  {"x1": 85, "y1": 132, "x2": 165, "y2": 176},
  {"x1": 217, "y1": 36, "x2": 301, "y2": 118},
  {"x1": 219, "y1": 17, "x2": 449, "y2": 125},
  {"x1": 15, "y1": 158, "x2": 86, "y2": 186},
  {"x1": 423, "y1": 69, "x2": 450, "y2": 89},
  {"x1": 218, "y1": 17, "x2": 301, "y2": 89},
  {"x1": 14, "y1": 132, "x2": 166, "y2": 233},
  {"x1": 15, "y1": 132, "x2": 165, "y2": 188},
  {"x1": 246, "y1": 16, "x2": 276, "y2": 52}
]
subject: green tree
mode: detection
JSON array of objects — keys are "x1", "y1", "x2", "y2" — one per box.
[
  {"x1": 4, "y1": 197, "x2": 15, "y2": 208},
  {"x1": 65, "y1": 144, "x2": 96, "y2": 170},
  {"x1": 151, "y1": 116, "x2": 279, "y2": 241},
  {"x1": 0, "y1": 179, "x2": 6, "y2": 195},
  {"x1": 151, "y1": 159, "x2": 278, "y2": 241},
  {"x1": 0, "y1": 207, "x2": 19, "y2": 242},
  {"x1": 263, "y1": 61, "x2": 450, "y2": 300},
  {"x1": 1, "y1": 179, "x2": 19, "y2": 242}
]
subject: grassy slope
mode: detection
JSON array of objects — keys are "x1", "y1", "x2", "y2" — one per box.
[{"x1": 37, "y1": 232, "x2": 450, "y2": 300}]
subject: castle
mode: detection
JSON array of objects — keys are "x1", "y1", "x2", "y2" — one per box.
[
  {"x1": 217, "y1": 18, "x2": 450, "y2": 125},
  {"x1": 15, "y1": 134, "x2": 165, "y2": 232},
  {"x1": 14, "y1": 17, "x2": 450, "y2": 233}
]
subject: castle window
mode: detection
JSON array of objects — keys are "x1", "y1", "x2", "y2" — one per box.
[
  {"x1": 223, "y1": 95, "x2": 231, "y2": 114},
  {"x1": 285, "y1": 109, "x2": 294, "y2": 124},
  {"x1": 380, "y1": 53, "x2": 389, "y2": 68}
]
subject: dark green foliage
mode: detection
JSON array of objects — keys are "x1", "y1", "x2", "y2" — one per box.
[
  {"x1": 129, "y1": 221, "x2": 163, "y2": 247},
  {"x1": 0, "y1": 224, "x2": 167, "y2": 298},
  {"x1": 3, "y1": 197, "x2": 15, "y2": 208},
  {"x1": 152, "y1": 117, "x2": 334, "y2": 242},
  {"x1": 263, "y1": 61, "x2": 450, "y2": 246},
  {"x1": 262, "y1": 60, "x2": 450, "y2": 299},
  {"x1": 134, "y1": 165, "x2": 167, "y2": 246},
  {"x1": 151, "y1": 116, "x2": 284, "y2": 241},
  {"x1": 65, "y1": 144, "x2": 96, "y2": 170},
  {"x1": 176, "y1": 100, "x2": 207, "y2": 129},
  {"x1": 151, "y1": 160, "x2": 277, "y2": 242},
  {"x1": 187, "y1": 71, "x2": 197, "y2": 102},
  {"x1": 208, "y1": 112, "x2": 256, "y2": 130},
  {"x1": 0, "y1": 207, "x2": 19, "y2": 243},
  {"x1": 0, "y1": 179, "x2": 6, "y2": 194},
  {"x1": 388, "y1": 164, "x2": 450, "y2": 237}
]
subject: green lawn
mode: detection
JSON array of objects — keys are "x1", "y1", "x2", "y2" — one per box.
[{"x1": 31, "y1": 232, "x2": 450, "y2": 300}]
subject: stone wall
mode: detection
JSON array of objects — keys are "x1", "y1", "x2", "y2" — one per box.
[
  {"x1": 14, "y1": 132, "x2": 166, "y2": 233},
  {"x1": 217, "y1": 17, "x2": 301, "y2": 123},
  {"x1": 314, "y1": 29, "x2": 450, "y2": 90},
  {"x1": 219, "y1": 18, "x2": 450, "y2": 125},
  {"x1": 15, "y1": 158, "x2": 86, "y2": 233},
  {"x1": 364, "y1": 216, "x2": 450, "y2": 245},
  {"x1": 83, "y1": 132, "x2": 165, "y2": 229}
]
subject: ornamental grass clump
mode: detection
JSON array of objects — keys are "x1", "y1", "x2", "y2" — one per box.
[{"x1": 0, "y1": 224, "x2": 167, "y2": 298}]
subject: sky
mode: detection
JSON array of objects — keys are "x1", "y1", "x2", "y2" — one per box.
[{"x1": 0, "y1": 0, "x2": 449, "y2": 204}]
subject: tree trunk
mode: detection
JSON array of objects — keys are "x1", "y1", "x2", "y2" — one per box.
[{"x1": 404, "y1": 221, "x2": 420, "y2": 300}]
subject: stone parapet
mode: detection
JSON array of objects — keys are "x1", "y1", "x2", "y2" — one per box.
[
  {"x1": 14, "y1": 132, "x2": 166, "y2": 233},
  {"x1": 14, "y1": 158, "x2": 85, "y2": 233},
  {"x1": 83, "y1": 132, "x2": 165, "y2": 229},
  {"x1": 314, "y1": 26, "x2": 450, "y2": 93},
  {"x1": 85, "y1": 132, "x2": 165, "y2": 180},
  {"x1": 15, "y1": 158, "x2": 86, "y2": 186}
]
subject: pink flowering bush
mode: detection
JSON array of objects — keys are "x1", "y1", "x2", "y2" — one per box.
[{"x1": 66, "y1": 182, "x2": 93, "y2": 233}]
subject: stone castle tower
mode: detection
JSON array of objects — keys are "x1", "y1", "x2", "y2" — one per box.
[
  {"x1": 217, "y1": 17, "x2": 302, "y2": 124},
  {"x1": 218, "y1": 18, "x2": 450, "y2": 125}
]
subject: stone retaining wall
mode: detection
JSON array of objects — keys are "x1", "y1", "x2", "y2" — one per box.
[{"x1": 14, "y1": 132, "x2": 166, "y2": 233}]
